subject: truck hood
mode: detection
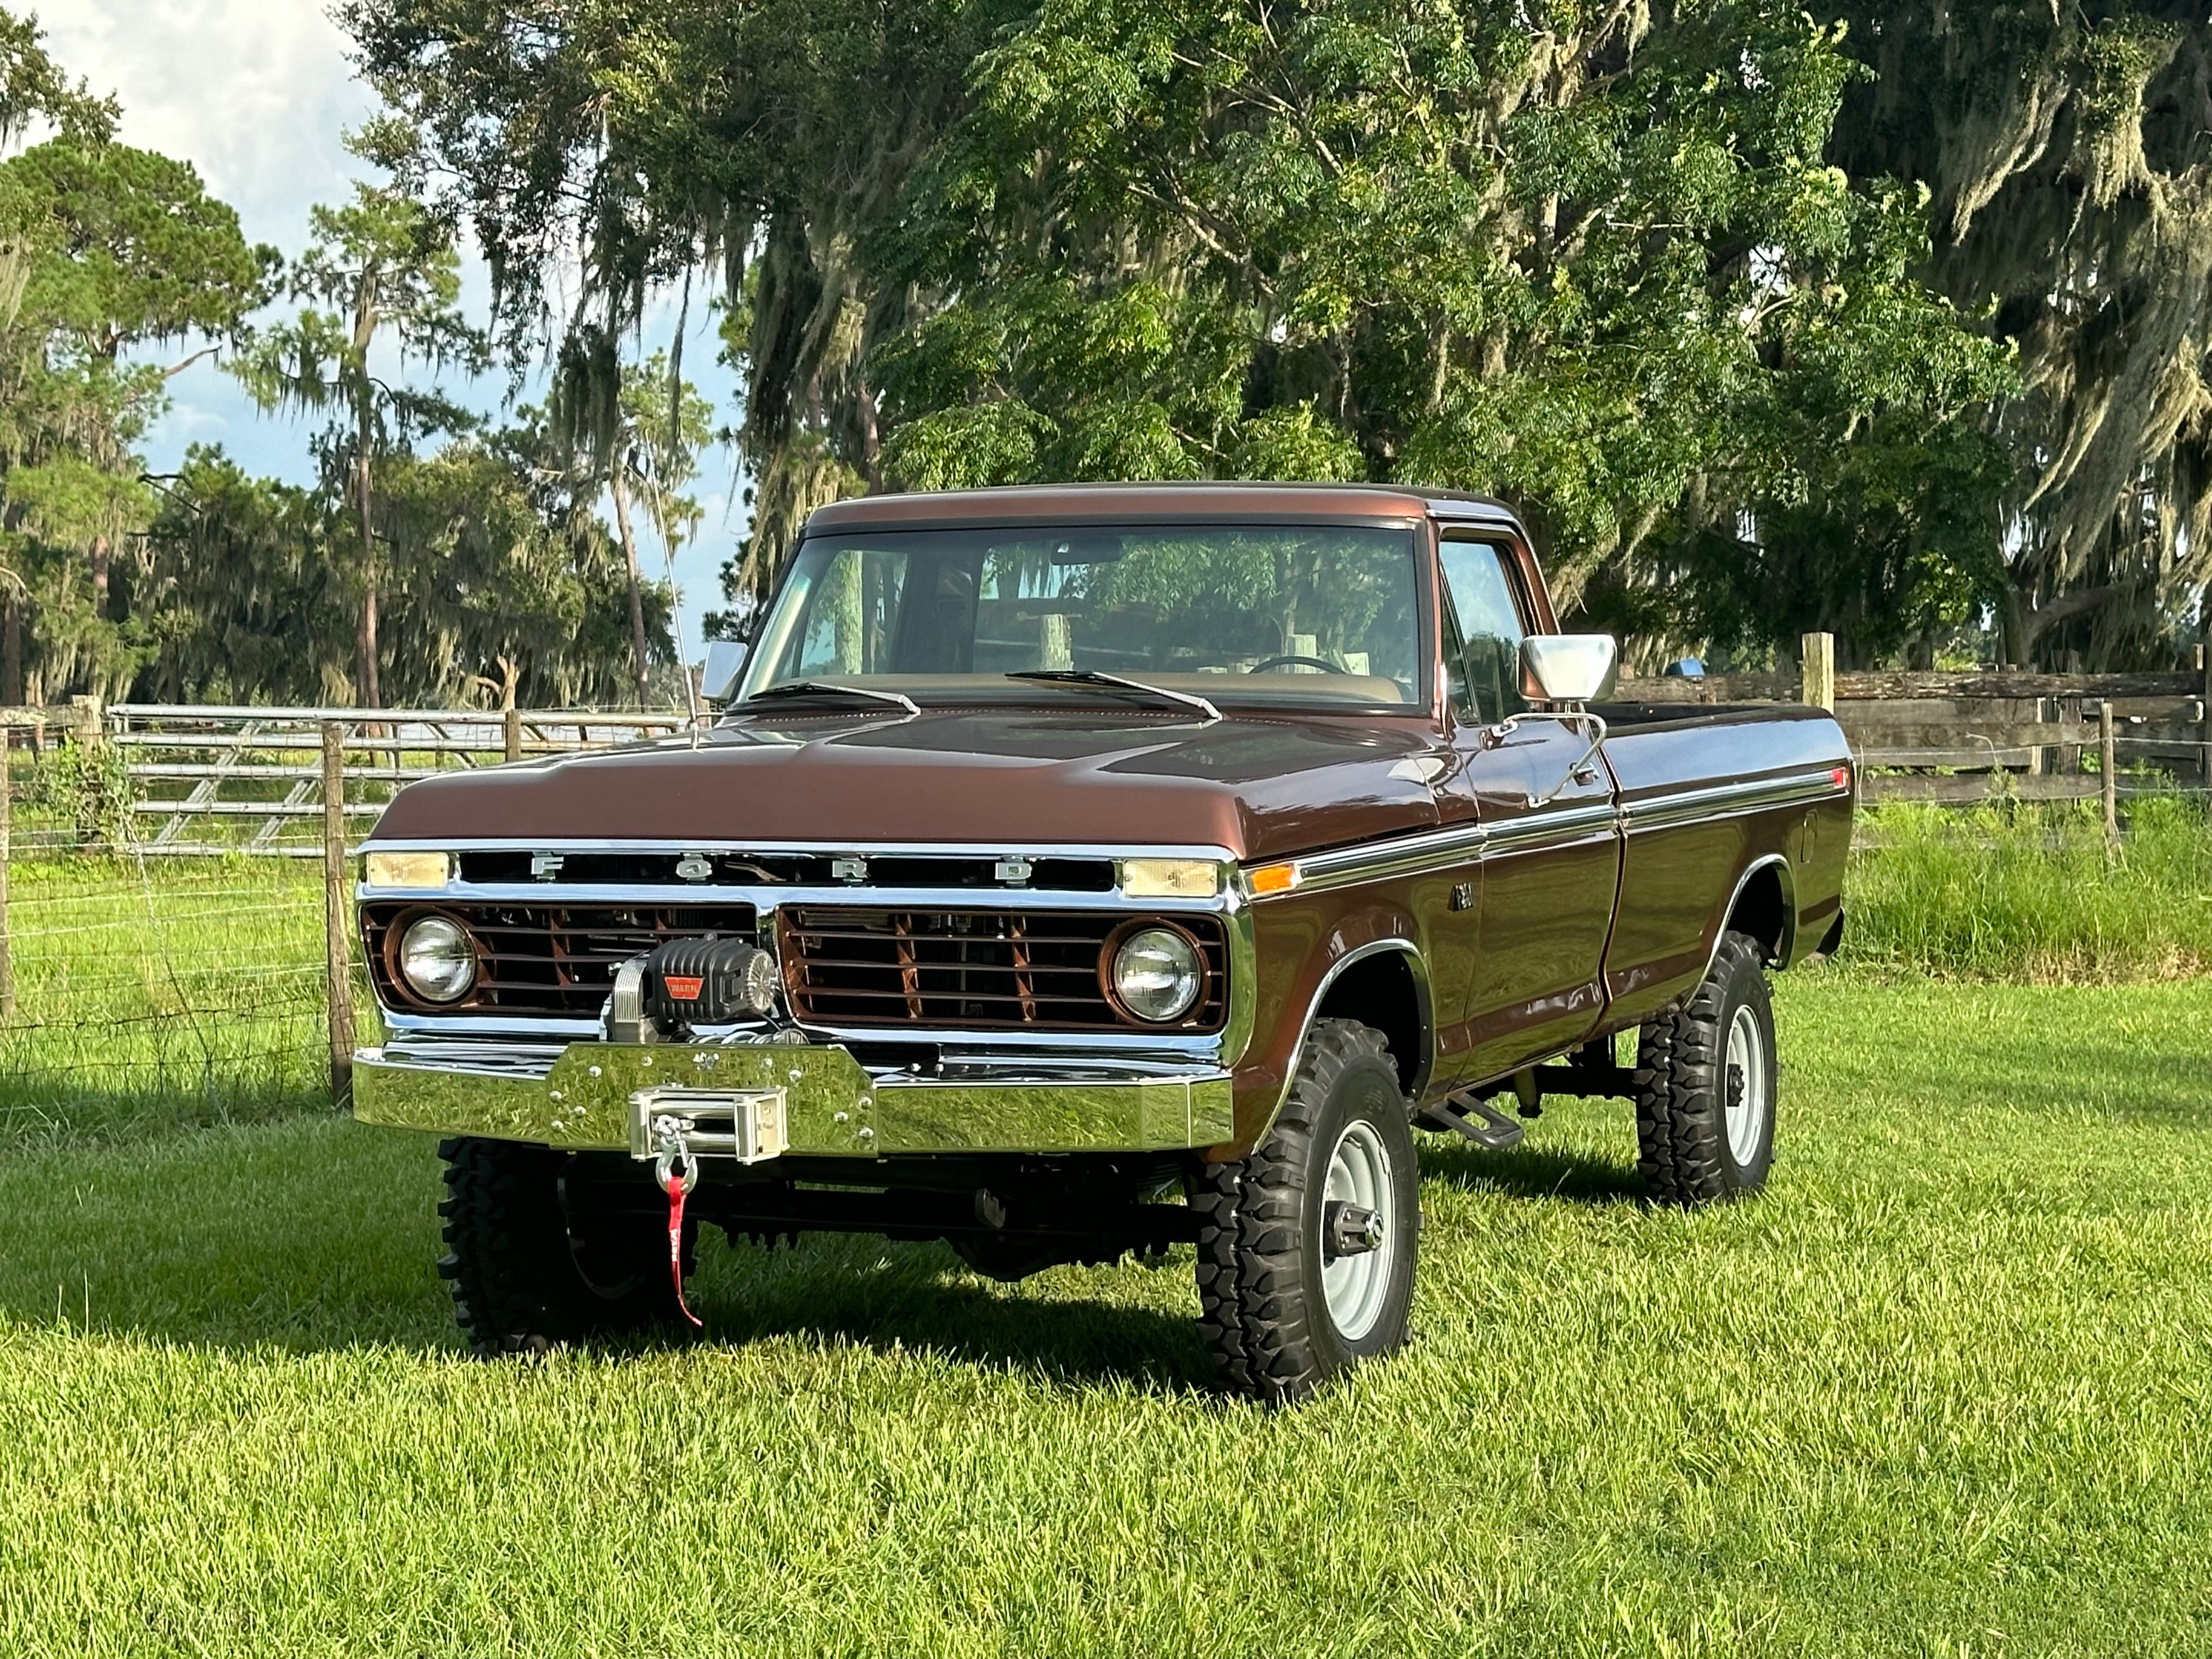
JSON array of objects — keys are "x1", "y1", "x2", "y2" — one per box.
[{"x1": 369, "y1": 708, "x2": 1446, "y2": 862}]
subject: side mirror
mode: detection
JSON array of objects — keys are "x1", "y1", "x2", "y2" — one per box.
[
  {"x1": 1521, "y1": 634, "x2": 1618, "y2": 706},
  {"x1": 700, "y1": 640, "x2": 749, "y2": 702}
]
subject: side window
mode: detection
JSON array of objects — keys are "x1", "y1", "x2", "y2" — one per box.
[{"x1": 1440, "y1": 540, "x2": 1530, "y2": 723}]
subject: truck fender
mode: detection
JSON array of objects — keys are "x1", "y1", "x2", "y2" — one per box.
[
  {"x1": 1707, "y1": 853, "x2": 1797, "y2": 974},
  {"x1": 1238, "y1": 920, "x2": 1433, "y2": 1150}
]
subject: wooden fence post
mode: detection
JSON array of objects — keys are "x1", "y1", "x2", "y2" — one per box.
[
  {"x1": 69, "y1": 692, "x2": 103, "y2": 749},
  {"x1": 1799, "y1": 633, "x2": 1836, "y2": 712},
  {"x1": 2100, "y1": 700, "x2": 2118, "y2": 848},
  {"x1": 2198, "y1": 635, "x2": 2211, "y2": 790},
  {"x1": 0, "y1": 725, "x2": 12, "y2": 1022},
  {"x1": 321, "y1": 723, "x2": 356, "y2": 1107},
  {"x1": 503, "y1": 706, "x2": 522, "y2": 763}
]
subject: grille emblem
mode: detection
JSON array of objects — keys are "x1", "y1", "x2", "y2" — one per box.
[
  {"x1": 530, "y1": 853, "x2": 565, "y2": 881},
  {"x1": 994, "y1": 857, "x2": 1034, "y2": 885},
  {"x1": 830, "y1": 855, "x2": 868, "y2": 884},
  {"x1": 674, "y1": 852, "x2": 714, "y2": 882}
]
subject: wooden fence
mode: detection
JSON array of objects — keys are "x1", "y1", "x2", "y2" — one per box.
[{"x1": 1627, "y1": 633, "x2": 2212, "y2": 814}]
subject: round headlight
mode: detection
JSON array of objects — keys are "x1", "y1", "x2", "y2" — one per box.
[
  {"x1": 399, "y1": 914, "x2": 476, "y2": 1004},
  {"x1": 1110, "y1": 926, "x2": 1204, "y2": 1023}
]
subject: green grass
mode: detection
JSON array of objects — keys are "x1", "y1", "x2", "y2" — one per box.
[
  {"x1": 1, "y1": 973, "x2": 2208, "y2": 1655},
  {"x1": 1847, "y1": 796, "x2": 2212, "y2": 981},
  {"x1": 0, "y1": 855, "x2": 357, "y2": 1150}
]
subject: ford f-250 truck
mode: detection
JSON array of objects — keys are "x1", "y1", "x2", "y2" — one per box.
[{"x1": 352, "y1": 483, "x2": 1853, "y2": 1402}]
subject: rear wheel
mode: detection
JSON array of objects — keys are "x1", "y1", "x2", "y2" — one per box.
[
  {"x1": 1195, "y1": 1019, "x2": 1419, "y2": 1403},
  {"x1": 1632, "y1": 930, "x2": 1777, "y2": 1204},
  {"x1": 437, "y1": 1137, "x2": 694, "y2": 1356}
]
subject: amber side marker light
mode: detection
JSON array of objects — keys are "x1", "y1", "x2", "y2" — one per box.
[
  {"x1": 364, "y1": 851, "x2": 452, "y2": 889},
  {"x1": 1246, "y1": 862, "x2": 1301, "y2": 897}
]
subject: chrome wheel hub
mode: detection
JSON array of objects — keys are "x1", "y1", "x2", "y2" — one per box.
[{"x1": 1319, "y1": 1120, "x2": 1398, "y2": 1341}]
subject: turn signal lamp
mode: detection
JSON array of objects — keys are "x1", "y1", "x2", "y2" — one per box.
[
  {"x1": 1119, "y1": 857, "x2": 1223, "y2": 899},
  {"x1": 1245, "y1": 862, "x2": 1301, "y2": 897},
  {"x1": 365, "y1": 851, "x2": 451, "y2": 890}
]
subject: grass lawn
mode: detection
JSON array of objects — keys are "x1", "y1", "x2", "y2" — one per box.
[{"x1": 2, "y1": 973, "x2": 2208, "y2": 1656}]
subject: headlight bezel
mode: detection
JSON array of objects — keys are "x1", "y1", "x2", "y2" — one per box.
[
  {"x1": 1101, "y1": 920, "x2": 1208, "y2": 1025},
  {"x1": 393, "y1": 910, "x2": 478, "y2": 1006}
]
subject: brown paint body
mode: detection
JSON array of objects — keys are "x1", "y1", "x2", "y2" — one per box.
[{"x1": 368, "y1": 483, "x2": 1854, "y2": 1158}]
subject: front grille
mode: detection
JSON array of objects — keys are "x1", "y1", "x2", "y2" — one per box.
[
  {"x1": 778, "y1": 908, "x2": 1228, "y2": 1031},
  {"x1": 363, "y1": 901, "x2": 759, "y2": 1015}
]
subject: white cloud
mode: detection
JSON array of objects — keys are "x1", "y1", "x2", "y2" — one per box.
[{"x1": 43, "y1": 0, "x2": 373, "y2": 250}]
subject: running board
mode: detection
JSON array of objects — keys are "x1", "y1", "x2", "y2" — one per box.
[{"x1": 1417, "y1": 1093, "x2": 1526, "y2": 1152}]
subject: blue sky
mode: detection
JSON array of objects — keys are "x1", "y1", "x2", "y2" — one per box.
[{"x1": 45, "y1": 0, "x2": 749, "y2": 658}]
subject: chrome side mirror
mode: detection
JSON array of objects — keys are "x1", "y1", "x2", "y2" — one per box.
[
  {"x1": 1521, "y1": 634, "x2": 1618, "y2": 706},
  {"x1": 700, "y1": 640, "x2": 749, "y2": 702}
]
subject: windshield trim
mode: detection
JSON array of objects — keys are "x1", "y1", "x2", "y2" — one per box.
[{"x1": 738, "y1": 518, "x2": 1437, "y2": 712}]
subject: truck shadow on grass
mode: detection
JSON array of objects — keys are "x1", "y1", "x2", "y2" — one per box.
[
  {"x1": 1414, "y1": 1136, "x2": 1649, "y2": 1204},
  {"x1": 685, "y1": 1233, "x2": 1220, "y2": 1393},
  {"x1": 0, "y1": 1118, "x2": 1639, "y2": 1387}
]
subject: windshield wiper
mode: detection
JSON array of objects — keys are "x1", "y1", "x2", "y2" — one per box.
[
  {"x1": 1004, "y1": 669, "x2": 1222, "y2": 723},
  {"x1": 738, "y1": 680, "x2": 922, "y2": 716}
]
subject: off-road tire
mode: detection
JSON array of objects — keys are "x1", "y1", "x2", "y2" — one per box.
[
  {"x1": 436, "y1": 1137, "x2": 694, "y2": 1356},
  {"x1": 1194, "y1": 1019, "x2": 1420, "y2": 1404},
  {"x1": 1632, "y1": 930, "x2": 1777, "y2": 1204}
]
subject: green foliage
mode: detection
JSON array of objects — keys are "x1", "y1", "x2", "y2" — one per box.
[
  {"x1": 0, "y1": 10, "x2": 272, "y2": 705},
  {"x1": 877, "y1": 0, "x2": 2018, "y2": 663},
  {"x1": 134, "y1": 439, "x2": 676, "y2": 708},
  {"x1": 1819, "y1": 2, "x2": 2212, "y2": 668},
  {"x1": 351, "y1": 0, "x2": 2025, "y2": 670},
  {"x1": 12, "y1": 740, "x2": 129, "y2": 846},
  {"x1": 1846, "y1": 796, "x2": 2212, "y2": 980}
]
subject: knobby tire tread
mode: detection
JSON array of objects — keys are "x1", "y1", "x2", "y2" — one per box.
[
  {"x1": 1632, "y1": 930, "x2": 1765, "y2": 1205},
  {"x1": 1197, "y1": 1019, "x2": 1394, "y2": 1403}
]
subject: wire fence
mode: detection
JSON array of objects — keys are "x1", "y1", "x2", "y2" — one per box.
[{"x1": 0, "y1": 703, "x2": 690, "y2": 1149}]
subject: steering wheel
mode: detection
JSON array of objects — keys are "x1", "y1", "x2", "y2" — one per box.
[{"x1": 1246, "y1": 654, "x2": 1348, "y2": 675}]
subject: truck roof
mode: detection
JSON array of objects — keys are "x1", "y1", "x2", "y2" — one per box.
[{"x1": 804, "y1": 481, "x2": 1523, "y2": 535}]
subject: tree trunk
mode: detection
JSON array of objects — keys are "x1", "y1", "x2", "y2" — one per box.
[
  {"x1": 354, "y1": 441, "x2": 380, "y2": 709},
  {"x1": 610, "y1": 462, "x2": 653, "y2": 708},
  {"x1": 90, "y1": 534, "x2": 110, "y2": 622},
  {"x1": 2, "y1": 594, "x2": 19, "y2": 705}
]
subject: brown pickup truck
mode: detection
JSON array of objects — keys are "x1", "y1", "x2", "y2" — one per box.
[{"x1": 353, "y1": 483, "x2": 1853, "y2": 1401}]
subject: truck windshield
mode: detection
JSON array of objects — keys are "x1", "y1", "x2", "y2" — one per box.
[{"x1": 739, "y1": 523, "x2": 1426, "y2": 709}]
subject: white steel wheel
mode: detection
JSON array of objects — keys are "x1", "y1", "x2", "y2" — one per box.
[
  {"x1": 1723, "y1": 1002, "x2": 1771, "y2": 1167},
  {"x1": 1319, "y1": 1118, "x2": 1398, "y2": 1342}
]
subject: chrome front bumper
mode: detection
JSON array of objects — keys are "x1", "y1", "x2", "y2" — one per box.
[{"x1": 352, "y1": 1039, "x2": 1235, "y2": 1156}]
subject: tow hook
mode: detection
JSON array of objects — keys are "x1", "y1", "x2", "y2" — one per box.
[{"x1": 1325, "y1": 1200, "x2": 1384, "y2": 1258}]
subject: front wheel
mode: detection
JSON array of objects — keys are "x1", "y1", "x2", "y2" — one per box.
[
  {"x1": 1195, "y1": 1019, "x2": 1420, "y2": 1404},
  {"x1": 436, "y1": 1137, "x2": 695, "y2": 1356},
  {"x1": 1632, "y1": 930, "x2": 1778, "y2": 1204}
]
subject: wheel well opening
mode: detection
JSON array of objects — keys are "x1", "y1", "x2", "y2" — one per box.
[
  {"x1": 1726, "y1": 864, "x2": 1790, "y2": 963},
  {"x1": 1316, "y1": 952, "x2": 1425, "y2": 1094}
]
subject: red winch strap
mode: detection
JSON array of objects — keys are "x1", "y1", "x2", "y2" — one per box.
[{"x1": 664, "y1": 1168, "x2": 703, "y2": 1330}]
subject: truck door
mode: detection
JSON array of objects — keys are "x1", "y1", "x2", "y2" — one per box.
[{"x1": 1435, "y1": 536, "x2": 1621, "y2": 1084}]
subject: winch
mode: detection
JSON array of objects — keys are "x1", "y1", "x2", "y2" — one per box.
[{"x1": 606, "y1": 936, "x2": 780, "y2": 1041}]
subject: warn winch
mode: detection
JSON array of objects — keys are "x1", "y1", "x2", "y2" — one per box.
[{"x1": 639, "y1": 936, "x2": 778, "y2": 1031}]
